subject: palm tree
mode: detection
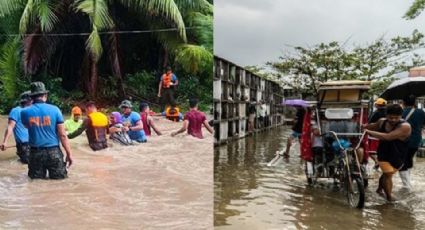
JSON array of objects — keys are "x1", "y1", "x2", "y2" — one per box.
[{"x1": 0, "y1": 0, "x2": 213, "y2": 99}]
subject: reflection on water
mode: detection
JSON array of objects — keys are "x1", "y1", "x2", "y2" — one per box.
[
  {"x1": 214, "y1": 126, "x2": 425, "y2": 229},
  {"x1": 0, "y1": 116, "x2": 213, "y2": 229}
]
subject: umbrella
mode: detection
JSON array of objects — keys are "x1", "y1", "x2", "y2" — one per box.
[
  {"x1": 380, "y1": 76, "x2": 425, "y2": 100},
  {"x1": 283, "y1": 99, "x2": 308, "y2": 107}
]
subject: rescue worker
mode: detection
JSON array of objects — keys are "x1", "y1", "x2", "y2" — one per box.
[
  {"x1": 20, "y1": 82, "x2": 73, "y2": 179},
  {"x1": 0, "y1": 91, "x2": 32, "y2": 163},
  {"x1": 64, "y1": 106, "x2": 83, "y2": 133},
  {"x1": 139, "y1": 102, "x2": 162, "y2": 136},
  {"x1": 68, "y1": 101, "x2": 109, "y2": 151},
  {"x1": 162, "y1": 102, "x2": 183, "y2": 122},
  {"x1": 120, "y1": 100, "x2": 147, "y2": 143},
  {"x1": 158, "y1": 66, "x2": 178, "y2": 110}
]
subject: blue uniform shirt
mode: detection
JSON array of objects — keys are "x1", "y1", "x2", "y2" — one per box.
[
  {"x1": 21, "y1": 101, "x2": 64, "y2": 147},
  {"x1": 122, "y1": 111, "x2": 147, "y2": 142},
  {"x1": 403, "y1": 108, "x2": 425, "y2": 148},
  {"x1": 8, "y1": 106, "x2": 29, "y2": 143}
]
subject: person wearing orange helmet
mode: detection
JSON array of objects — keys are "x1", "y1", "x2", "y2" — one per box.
[{"x1": 64, "y1": 106, "x2": 83, "y2": 133}]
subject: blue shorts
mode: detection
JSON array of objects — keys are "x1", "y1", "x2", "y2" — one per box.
[{"x1": 291, "y1": 131, "x2": 302, "y2": 139}]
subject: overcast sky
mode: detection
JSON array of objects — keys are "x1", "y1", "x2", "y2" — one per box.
[{"x1": 214, "y1": 0, "x2": 425, "y2": 67}]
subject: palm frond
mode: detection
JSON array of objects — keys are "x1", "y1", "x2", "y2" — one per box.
[
  {"x1": 0, "y1": 0, "x2": 25, "y2": 17},
  {"x1": 75, "y1": 0, "x2": 114, "y2": 30},
  {"x1": 116, "y1": 0, "x2": 187, "y2": 42},
  {"x1": 174, "y1": 44, "x2": 212, "y2": 74},
  {"x1": 184, "y1": 11, "x2": 212, "y2": 51},
  {"x1": 35, "y1": 0, "x2": 59, "y2": 32},
  {"x1": 19, "y1": 0, "x2": 36, "y2": 34},
  {"x1": 0, "y1": 38, "x2": 21, "y2": 99},
  {"x1": 86, "y1": 26, "x2": 103, "y2": 61}
]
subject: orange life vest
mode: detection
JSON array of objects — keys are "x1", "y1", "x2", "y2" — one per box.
[
  {"x1": 165, "y1": 107, "x2": 180, "y2": 121},
  {"x1": 162, "y1": 73, "x2": 172, "y2": 88}
]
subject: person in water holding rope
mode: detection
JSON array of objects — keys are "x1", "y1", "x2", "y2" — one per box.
[
  {"x1": 158, "y1": 66, "x2": 178, "y2": 111},
  {"x1": 68, "y1": 101, "x2": 109, "y2": 151},
  {"x1": 364, "y1": 104, "x2": 411, "y2": 202},
  {"x1": 139, "y1": 102, "x2": 162, "y2": 136},
  {"x1": 1, "y1": 91, "x2": 32, "y2": 164},
  {"x1": 21, "y1": 82, "x2": 72, "y2": 179},
  {"x1": 171, "y1": 98, "x2": 213, "y2": 139},
  {"x1": 120, "y1": 100, "x2": 147, "y2": 143},
  {"x1": 109, "y1": 112, "x2": 133, "y2": 145},
  {"x1": 64, "y1": 106, "x2": 83, "y2": 134},
  {"x1": 162, "y1": 102, "x2": 183, "y2": 122}
]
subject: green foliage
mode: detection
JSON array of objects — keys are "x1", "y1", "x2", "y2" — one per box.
[
  {"x1": 405, "y1": 0, "x2": 425, "y2": 19},
  {"x1": 0, "y1": 39, "x2": 21, "y2": 100},
  {"x1": 175, "y1": 44, "x2": 212, "y2": 74},
  {"x1": 268, "y1": 31, "x2": 425, "y2": 98},
  {"x1": 0, "y1": 0, "x2": 213, "y2": 114},
  {"x1": 176, "y1": 75, "x2": 211, "y2": 111},
  {"x1": 125, "y1": 71, "x2": 158, "y2": 100}
]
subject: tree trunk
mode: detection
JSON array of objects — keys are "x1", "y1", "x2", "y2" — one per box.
[
  {"x1": 89, "y1": 53, "x2": 98, "y2": 99},
  {"x1": 109, "y1": 32, "x2": 126, "y2": 98}
]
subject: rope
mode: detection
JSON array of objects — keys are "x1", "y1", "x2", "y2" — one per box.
[{"x1": 0, "y1": 27, "x2": 202, "y2": 37}]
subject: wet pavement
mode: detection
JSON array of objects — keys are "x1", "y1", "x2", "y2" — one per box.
[{"x1": 214, "y1": 126, "x2": 425, "y2": 229}]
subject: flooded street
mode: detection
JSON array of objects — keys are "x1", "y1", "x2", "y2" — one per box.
[
  {"x1": 0, "y1": 116, "x2": 213, "y2": 229},
  {"x1": 214, "y1": 126, "x2": 425, "y2": 229}
]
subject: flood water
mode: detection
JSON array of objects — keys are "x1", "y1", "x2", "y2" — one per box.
[
  {"x1": 214, "y1": 126, "x2": 425, "y2": 229},
  {"x1": 0, "y1": 115, "x2": 213, "y2": 229}
]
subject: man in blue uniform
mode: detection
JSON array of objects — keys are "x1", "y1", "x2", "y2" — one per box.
[
  {"x1": 21, "y1": 82, "x2": 73, "y2": 179},
  {"x1": 1, "y1": 91, "x2": 32, "y2": 163}
]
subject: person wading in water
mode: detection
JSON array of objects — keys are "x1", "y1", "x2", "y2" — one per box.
[
  {"x1": 364, "y1": 104, "x2": 411, "y2": 202},
  {"x1": 21, "y1": 82, "x2": 73, "y2": 179},
  {"x1": 68, "y1": 101, "x2": 109, "y2": 151},
  {"x1": 1, "y1": 91, "x2": 33, "y2": 163},
  {"x1": 171, "y1": 98, "x2": 213, "y2": 139}
]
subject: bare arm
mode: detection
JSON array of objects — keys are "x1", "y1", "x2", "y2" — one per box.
[
  {"x1": 1, "y1": 120, "x2": 16, "y2": 151},
  {"x1": 203, "y1": 120, "x2": 214, "y2": 134},
  {"x1": 148, "y1": 116, "x2": 162, "y2": 135},
  {"x1": 57, "y1": 123, "x2": 73, "y2": 167},
  {"x1": 366, "y1": 123, "x2": 411, "y2": 141},
  {"x1": 171, "y1": 120, "x2": 189, "y2": 137}
]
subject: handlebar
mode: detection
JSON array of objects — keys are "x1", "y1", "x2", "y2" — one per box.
[{"x1": 324, "y1": 131, "x2": 367, "y2": 151}]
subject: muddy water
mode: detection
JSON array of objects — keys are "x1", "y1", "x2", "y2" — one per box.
[
  {"x1": 214, "y1": 126, "x2": 425, "y2": 229},
  {"x1": 0, "y1": 115, "x2": 213, "y2": 229}
]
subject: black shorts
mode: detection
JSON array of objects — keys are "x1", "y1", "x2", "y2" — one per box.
[
  {"x1": 400, "y1": 147, "x2": 418, "y2": 171},
  {"x1": 16, "y1": 142, "x2": 30, "y2": 164},
  {"x1": 28, "y1": 146, "x2": 67, "y2": 179}
]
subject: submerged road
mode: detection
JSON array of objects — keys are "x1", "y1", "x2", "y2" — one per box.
[{"x1": 214, "y1": 126, "x2": 425, "y2": 229}]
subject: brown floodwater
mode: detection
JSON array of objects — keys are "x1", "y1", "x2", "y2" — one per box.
[
  {"x1": 214, "y1": 126, "x2": 425, "y2": 229},
  {"x1": 0, "y1": 115, "x2": 213, "y2": 229}
]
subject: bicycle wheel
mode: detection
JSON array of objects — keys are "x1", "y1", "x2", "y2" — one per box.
[{"x1": 345, "y1": 175, "x2": 365, "y2": 208}]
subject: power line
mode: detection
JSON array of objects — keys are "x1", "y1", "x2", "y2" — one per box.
[{"x1": 0, "y1": 27, "x2": 203, "y2": 37}]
